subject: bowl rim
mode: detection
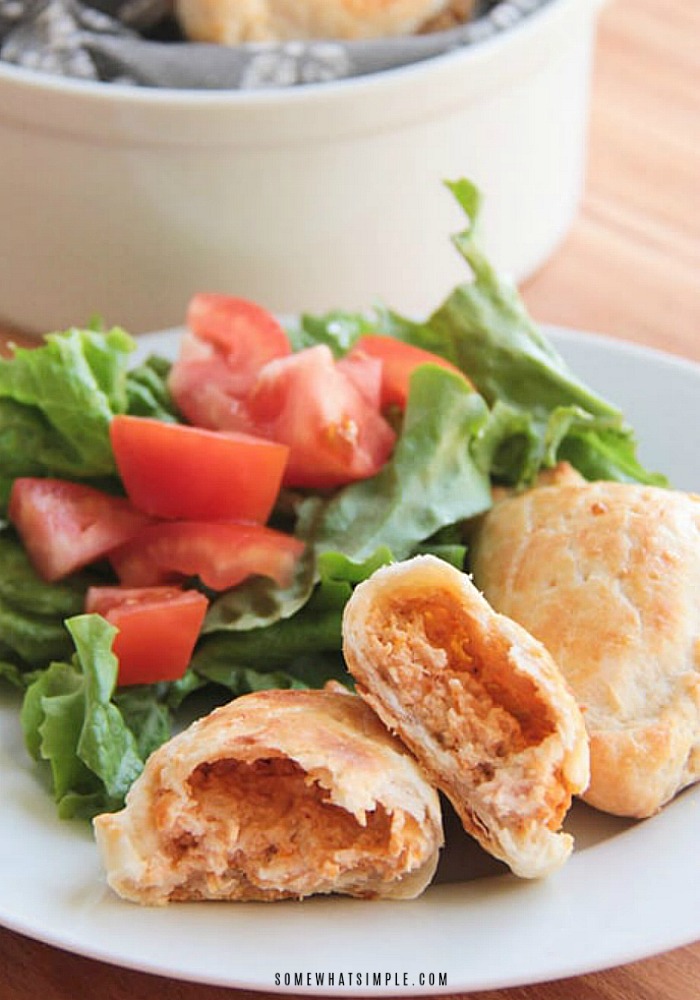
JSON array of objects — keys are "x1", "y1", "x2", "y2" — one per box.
[{"x1": 0, "y1": 0, "x2": 585, "y2": 107}]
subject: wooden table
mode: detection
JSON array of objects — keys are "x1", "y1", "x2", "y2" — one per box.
[
  {"x1": 522, "y1": 0, "x2": 700, "y2": 363},
  {"x1": 1, "y1": 0, "x2": 699, "y2": 998}
]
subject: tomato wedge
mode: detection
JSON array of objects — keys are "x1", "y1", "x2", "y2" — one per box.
[
  {"x1": 8, "y1": 478, "x2": 151, "y2": 582},
  {"x1": 110, "y1": 415, "x2": 288, "y2": 523},
  {"x1": 246, "y1": 345, "x2": 396, "y2": 489},
  {"x1": 110, "y1": 521, "x2": 305, "y2": 591},
  {"x1": 187, "y1": 293, "x2": 291, "y2": 369},
  {"x1": 169, "y1": 296, "x2": 397, "y2": 489},
  {"x1": 167, "y1": 333, "x2": 251, "y2": 429},
  {"x1": 169, "y1": 296, "x2": 292, "y2": 430},
  {"x1": 345, "y1": 335, "x2": 470, "y2": 410},
  {"x1": 85, "y1": 586, "x2": 208, "y2": 686},
  {"x1": 336, "y1": 350, "x2": 383, "y2": 410}
]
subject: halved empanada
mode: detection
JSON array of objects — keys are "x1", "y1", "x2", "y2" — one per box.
[
  {"x1": 342, "y1": 555, "x2": 589, "y2": 878},
  {"x1": 93, "y1": 686, "x2": 443, "y2": 904}
]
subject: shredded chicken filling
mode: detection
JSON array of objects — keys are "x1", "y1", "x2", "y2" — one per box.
[
  {"x1": 374, "y1": 595, "x2": 556, "y2": 784},
  {"x1": 162, "y1": 756, "x2": 419, "y2": 898}
]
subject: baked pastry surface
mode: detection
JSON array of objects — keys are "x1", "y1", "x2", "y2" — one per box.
[
  {"x1": 94, "y1": 686, "x2": 443, "y2": 904},
  {"x1": 472, "y1": 480, "x2": 700, "y2": 818},
  {"x1": 175, "y1": 0, "x2": 455, "y2": 44},
  {"x1": 342, "y1": 555, "x2": 589, "y2": 878}
]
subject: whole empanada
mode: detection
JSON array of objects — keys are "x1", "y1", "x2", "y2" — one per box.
[{"x1": 472, "y1": 480, "x2": 700, "y2": 818}]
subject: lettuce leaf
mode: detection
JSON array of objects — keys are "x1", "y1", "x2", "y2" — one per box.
[
  {"x1": 125, "y1": 354, "x2": 181, "y2": 423},
  {"x1": 291, "y1": 179, "x2": 663, "y2": 489},
  {"x1": 191, "y1": 625, "x2": 348, "y2": 698},
  {"x1": 0, "y1": 328, "x2": 132, "y2": 482},
  {"x1": 0, "y1": 328, "x2": 179, "y2": 509},
  {"x1": 112, "y1": 685, "x2": 173, "y2": 763},
  {"x1": 202, "y1": 544, "x2": 318, "y2": 634},
  {"x1": 0, "y1": 597, "x2": 75, "y2": 669},
  {"x1": 20, "y1": 615, "x2": 156, "y2": 819},
  {"x1": 289, "y1": 310, "x2": 376, "y2": 357},
  {"x1": 0, "y1": 532, "x2": 92, "y2": 619},
  {"x1": 401, "y1": 180, "x2": 665, "y2": 486},
  {"x1": 0, "y1": 657, "x2": 29, "y2": 689},
  {"x1": 190, "y1": 548, "x2": 393, "y2": 694},
  {"x1": 0, "y1": 533, "x2": 97, "y2": 681},
  {"x1": 296, "y1": 365, "x2": 492, "y2": 561}
]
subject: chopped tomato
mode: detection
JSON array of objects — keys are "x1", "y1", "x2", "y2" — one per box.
[
  {"x1": 246, "y1": 345, "x2": 396, "y2": 489},
  {"x1": 110, "y1": 415, "x2": 288, "y2": 523},
  {"x1": 336, "y1": 350, "x2": 383, "y2": 410},
  {"x1": 169, "y1": 296, "x2": 291, "y2": 430},
  {"x1": 187, "y1": 294, "x2": 291, "y2": 369},
  {"x1": 169, "y1": 297, "x2": 397, "y2": 490},
  {"x1": 168, "y1": 333, "x2": 256, "y2": 430},
  {"x1": 85, "y1": 585, "x2": 208, "y2": 686},
  {"x1": 346, "y1": 334, "x2": 470, "y2": 410},
  {"x1": 110, "y1": 521, "x2": 305, "y2": 591},
  {"x1": 8, "y1": 478, "x2": 151, "y2": 582}
]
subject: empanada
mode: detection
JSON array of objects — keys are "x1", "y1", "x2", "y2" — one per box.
[
  {"x1": 471, "y1": 480, "x2": 700, "y2": 818},
  {"x1": 342, "y1": 555, "x2": 589, "y2": 879},
  {"x1": 93, "y1": 686, "x2": 443, "y2": 904},
  {"x1": 175, "y1": 0, "x2": 454, "y2": 44}
]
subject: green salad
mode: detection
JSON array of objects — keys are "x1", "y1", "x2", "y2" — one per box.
[{"x1": 0, "y1": 180, "x2": 664, "y2": 820}]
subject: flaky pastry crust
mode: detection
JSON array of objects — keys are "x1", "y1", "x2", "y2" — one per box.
[
  {"x1": 472, "y1": 480, "x2": 700, "y2": 818},
  {"x1": 342, "y1": 555, "x2": 589, "y2": 878},
  {"x1": 94, "y1": 687, "x2": 443, "y2": 904}
]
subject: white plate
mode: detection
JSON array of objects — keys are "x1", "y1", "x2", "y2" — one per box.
[{"x1": 1, "y1": 326, "x2": 699, "y2": 995}]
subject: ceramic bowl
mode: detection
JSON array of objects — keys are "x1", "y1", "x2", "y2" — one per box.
[{"x1": 0, "y1": 0, "x2": 604, "y2": 334}]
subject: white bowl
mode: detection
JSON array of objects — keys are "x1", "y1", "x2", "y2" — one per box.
[{"x1": 0, "y1": 0, "x2": 604, "y2": 335}]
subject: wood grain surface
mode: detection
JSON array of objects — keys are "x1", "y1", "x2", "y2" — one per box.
[
  {"x1": 521, "y1": 0, "x2": 700, "y2": 361},
  {"x1": 1, "y1": 0, "x2": 699, "y2": 998}
]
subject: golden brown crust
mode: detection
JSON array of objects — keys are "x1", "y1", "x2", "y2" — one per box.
[
  {"x1": 175, "y1": 0, "x2": 455, "y2": 44},
  {"x1": 471, "y1": 481, "x2": 700, "y2": 818},
  {"x1": 93, "y1": 687, "x2": 443, "y2": 904},
  {"x1": 341, "y1": 555, "x2": 589, "y2": 878}
]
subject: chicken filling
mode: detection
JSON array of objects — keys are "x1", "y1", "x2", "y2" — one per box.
[
  {"x1": 162, "y1": 756, "x2": 423, "y2": 899},
  {"x1": 370, "y1": 595, "x2": 565, "y2": 826}
]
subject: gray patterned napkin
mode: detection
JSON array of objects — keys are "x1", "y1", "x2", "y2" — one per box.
[{"x1": 0, "y1": 0, "x2": 550, "y2": 89}]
